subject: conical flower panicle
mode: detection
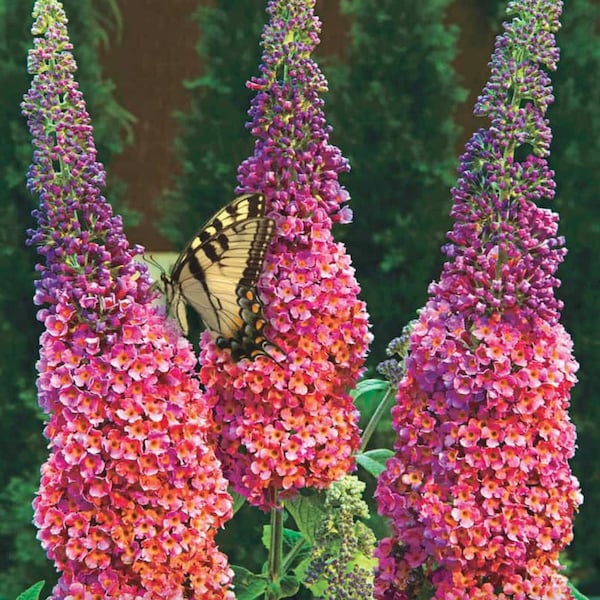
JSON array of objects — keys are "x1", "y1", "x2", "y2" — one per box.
[
  {"x1": 374, "y1": 2, "x2": 582, "y2": 599},
  {"x1": 200, "y1": 0, "x2": 371, "y2": 510},
  {"x1": 24, "y1": 1, "x2": 234, "y2": 597}
]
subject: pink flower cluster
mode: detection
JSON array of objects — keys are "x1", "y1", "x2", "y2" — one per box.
[
  {"x1": 376, "y1": 308, "x2": 581, "y2": 599},
  {"x1": 374, "y1": 1, "x2": 582, "y2": 598},
  {"x1": 199, "y1": 0, "x2": 371, "y2": 510},
  {"x1": 24, "y1": 1, "x2": 233, "y2": 597}
]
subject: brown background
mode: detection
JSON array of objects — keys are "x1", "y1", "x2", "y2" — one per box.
[{"x1": 99, "y1": 0, "x2": 497, "y2": 251}]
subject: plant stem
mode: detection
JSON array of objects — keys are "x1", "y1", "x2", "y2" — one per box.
[
  {"x1": 359, "y1": 384, "x2": 394, "y2": 453},
  {"x1": 281, "y1": 535, "x2": 306, "y2": 574},
  {"x1": 266, "y1": 489, "x2": 284, "y2": 600}
]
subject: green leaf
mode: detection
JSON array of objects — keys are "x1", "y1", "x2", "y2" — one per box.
[
  {"x1": 352, "y1": 549, "x2": 378, "y2": 572},
  {"x1": 231, "y1": 489, "x2": 246, "y2": 515},
  {"x1": 261, "y1": 525, "x2": 304, "y2": 552},
  {"x1": 568, "y1": 582, "x2": 590, "y2": 600},
  {"x1": 356, "y1": 448, "x2": 394, "y2": 477},
  {"x1": 16, "y1": 582, "x2": 45, "y2": 600},
  {"x1": 279, "y1": 575, "x2": 300, "y2": 598},
  {"x1": 350, "y1": 378, "x2": 389, "y2": 403},
  {"x1": 350, "y1": 379, "x2": 391, "y2": 423},
  {"x1": 284, "y1": 493, "x2": 326, "y2": 544},
  {"x1": 232, "y1": 566, "x2": 268, "y2": 600},
  {"x1": 263, "y1": 575, "x2": 301, "y2": 600}
]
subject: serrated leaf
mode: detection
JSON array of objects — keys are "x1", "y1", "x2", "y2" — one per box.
[
  {"x1": 356, "y1": 448, "x2": 394, "y2": 477},
  {"x1": 232, "y1": 566, "x2": 268, "y2": 600},
  {"x1": 285, "y1": 493, "x2": 326, "y2": 544},
  {"x1": 568, "y1": 582, "x2": 590, "y2": 600},
  {"x1": 16, "y1": 582, "x2": 45, "y2": 600}
]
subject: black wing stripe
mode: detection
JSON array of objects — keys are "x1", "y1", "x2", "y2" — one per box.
[{"x1": 166, "y1": 192, "x2": 279, "y2": 361}]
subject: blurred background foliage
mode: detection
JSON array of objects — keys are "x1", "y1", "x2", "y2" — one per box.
[{"x1": 2, "y1": 0, "x2": 599, "y2": 597}]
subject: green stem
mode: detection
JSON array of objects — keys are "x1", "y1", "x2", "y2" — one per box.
[
  {"x1": 281, "y1": 535, "x2": 306, "y2": 574},
  {"x1": 266, "y1": 490, "x2": 284, "y2": 600},
  {"x1": 359, "y1": 384, "x2": 395, "y2": 453}
]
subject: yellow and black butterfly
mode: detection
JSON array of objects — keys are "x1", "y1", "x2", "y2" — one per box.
[{"x1": 162, "y1": 193, "x2": 281, "y2": 362}]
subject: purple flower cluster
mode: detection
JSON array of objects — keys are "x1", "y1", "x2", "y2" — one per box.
[
  {"x1": 24, "y1": 2, "x2": 233, "y2": 597},
  {"x1": 374, "y1": 2, "x2": 582, "y2": 599},
  {"x1": 200, "y1": 0, "x2": 371, "y2": 510}
]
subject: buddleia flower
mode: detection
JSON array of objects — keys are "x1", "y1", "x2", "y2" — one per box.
[
  {"x1": 374, "y1": 1, "x2": 582, "y2": 598},
  {"x1": 199, "y1": 0, "x2": 371, "y2": 510},
  {"x1": 23, "y1": 1, "x2": 234, "y2": 597}
]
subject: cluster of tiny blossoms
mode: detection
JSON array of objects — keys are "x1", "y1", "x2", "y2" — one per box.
[
  {"x1": 375, "y1": 1, "x2": 582, "y2": 599},
  {"x1": 305, "y1": 476, "x2": 376, "y2": 599},
  {"x1": 24, "y1": 2, "x2": 233, "y2": 598},
  {"x1": 200, "y1": 0, "x2": 371, "y2": 510}
]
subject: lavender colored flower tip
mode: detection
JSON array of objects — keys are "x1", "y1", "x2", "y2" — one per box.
[
  {"x1": 24, "y1": 0, "x2": 154, "y2": 313},
  {"x1": 248, "y1": 0, "x2": 325, "y2": 93},
  {"x1": 437, "y1": 0, "x2": 568, "y2": 323},
  {"x1": 477, "y1": 0, "x2": 561, "y2": 132}
]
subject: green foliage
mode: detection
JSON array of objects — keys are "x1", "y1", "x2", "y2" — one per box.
[
  {"x1": 548, "y1": 0, "x2": 600, "y2": 592},
  {"x1": 325, "y1": 0, "x2": 466, "y2": 364},
  {"x1": 15, "y1": 581, "x2": 44, "y2": 600},
  {"x1": 285, "y1": 493, "x2": 327, "y2": 545},
  {"x1": 230, "y1": 479, "x2": 375, "y2": 600},
  {"x1": 157, "y1": 2, "x2": 265, "y2": 247},
  {"x1": 300, "y1": 476, "x2": 376, "y2": 599},
  {"x1": 0, "y1": 1, "x2": 134, "y2": 597},
  {"x1": 569, "y1": 581, "x2": 591, "y2": 600},
  {"x1": 356, "y1": 448, "x2": 394, "y2": 478},
  {"x1": 232, "y1": 566, "x2": 269, "y2": 600}
]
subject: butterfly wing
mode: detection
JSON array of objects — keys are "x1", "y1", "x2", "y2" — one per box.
[{"x1": 165, "y1": 193, "x2": 279, "y2": 360}]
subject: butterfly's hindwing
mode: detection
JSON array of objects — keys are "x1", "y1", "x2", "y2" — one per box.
[{"x1": 165, "y1": 193, "x2": 281, "y2": 361}]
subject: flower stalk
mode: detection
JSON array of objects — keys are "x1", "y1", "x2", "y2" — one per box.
[
  {"x1": 23, "y1": 1, "x2": 234, "y2": 597},
  {"x1": 374, "y1": 1, "x2": 582, "y2": 599},
  {"x1": 200, "y1": 0, "x2": 371, "y2": 510},
  {"x1": 267, "y1": 498, "x2": 284, "y2": 600}
]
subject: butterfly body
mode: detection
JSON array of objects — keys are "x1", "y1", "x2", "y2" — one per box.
[{"x1": 163, "y1": 193, "x2": 280, "y2": 361}]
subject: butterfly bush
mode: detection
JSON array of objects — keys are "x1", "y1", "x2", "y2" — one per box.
[
  {"x1": 199, "y1": 0, "x2": 371, "y2": 510},
  {"x1": 374, "y1": 1, "x2": 582, "y2": 599},
  {"x1": 23, "y1": 1, "x2": 234, "y2": 598}
]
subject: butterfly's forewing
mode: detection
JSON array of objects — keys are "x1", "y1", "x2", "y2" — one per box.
[
  {"x1": 175, "y1": 217, "x2": 274, "y2": 338},
  {"x1": 166, "y1": 193, "x2": 279, "y2": 360}
]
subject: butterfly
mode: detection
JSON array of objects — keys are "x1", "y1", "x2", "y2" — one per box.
[{"x1": 161, "y1": 193, "x2": 281, "y2": 362}]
